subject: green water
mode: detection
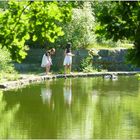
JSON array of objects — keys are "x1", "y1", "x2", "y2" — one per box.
[{"x1": 0, "y1": 76, "x2": 140, "y2": 139}]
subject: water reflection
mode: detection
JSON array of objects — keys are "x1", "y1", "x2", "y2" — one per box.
[
  {"x1": 1, "y1": 76, "x2": 140, "y2": 139},
  {"x1": 41, "y1": 80, "x2": 55, "y2": 111},
  {"x1": 0, "y1": 91, "x2": 20, "y2": 138},
  {"x1": 91, "y1": 89, "x2": 99, "y2": 103},
  {"x1": 63, "y1": 79, "x2": 72, "y2": 106},
  {"x1": 41, "y1": 82, "x2": 52, "y2": 105}
]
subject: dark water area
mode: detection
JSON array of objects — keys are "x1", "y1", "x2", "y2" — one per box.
[{"x1": 0, "y1": 76, "x2": 140, "y2": 139}]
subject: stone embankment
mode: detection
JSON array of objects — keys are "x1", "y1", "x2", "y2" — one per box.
[{"x1": 0, "y1": 71, "x2": 140, "y2": 90}]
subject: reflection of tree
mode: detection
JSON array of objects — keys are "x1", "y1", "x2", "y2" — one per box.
[
  {"x1": 1, "y1": 76, "x2": 140, "y2": 139},
  {"x1": 2, "y1": 78, "x2": 92, "y2": 139},
  {"x1": 91, "y1": 77, "x2": 140, "y2": 139},
  {"x1": 96, "y1": 76, "x2": 139, "y2": 95},
  {"x1": 62, "y1": 78, "x2": 94, "y2": 138},
  {"x1": 2, "y1": 81, "x2": 67, "y2": 139},
  {"x1": 92, "y1": 95, "x2": 122, "y2": 139},
  {"x1": 119, "y1": 91, "x2": 140, "y2": 139},
  {"x1": 0, "y1": 91, "x2": 21, "y2": 138}
]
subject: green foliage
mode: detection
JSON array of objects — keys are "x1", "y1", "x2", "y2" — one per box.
[
  {"x1": 55, "y1": 2, "x2": 96, "y2": 49},
  {"x1": 0, "y1": 47, "x2": 15, "y2": 73},
  {"x1": 28, "y1": 2, "x2": 72, "y2": 46},
  {"x1": 80, "y1": 56, "x2": 93, "y2": 72},
  {"x1": 0, "y1": 1, "x2": 8, "y2": 9},
  {"x1": 0, "y1": 1, "x2": 72, "y2": 62},
  {"x1": 126, "y1": 48, "x2": 140, "y2": 67},
  {"x1": 93, "y1": 1, "x2": 137, "y2": 41},
  {"x1": 79, "y1": 49, "x2": 103, "y2": 72},
  {"x1": 0, "y1": 47, "x2": 19, "y2": 82},
  {"x1": 87, "y1": 40, "x2": 133, "y2": 50},
  {"x1": 93, "y1": 1, "x2": 140, "y2": 67},
  {"x1": 0, "y1": 1, "x2": 30, "y2": 62}
]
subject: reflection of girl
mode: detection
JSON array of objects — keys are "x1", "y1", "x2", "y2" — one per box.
[
  {"x1": 41, "y1": 88, "x2": 52, "y2": 105},
  {"x1": 63, "y1": 79, "x2": 72, "y2": 106}
]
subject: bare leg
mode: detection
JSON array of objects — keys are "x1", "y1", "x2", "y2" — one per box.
[
  {"x1": 67, "y1": 65, "x2": 71, "y2": 74},
  {"x1": 64, "y1": 65, "x2": 67, "y2": 75},
  {"x1": 46, "y1": 65, "x2": 50, "y2": 75},
  {"x1": 67, "y1": 65, "x2": 70, "y2": 74},
  {"x1": 46, "y1": 67, "x2": 48, "y2": 74},
  {"x1": 69, "y1": 64, "x2": 72, "y2": 74}
]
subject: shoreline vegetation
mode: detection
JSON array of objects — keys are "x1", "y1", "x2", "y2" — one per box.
[
  {"x1": 0, "y1": 1, "x2": 140, "y2": 92},
  {"x1": 1, "y1": 46, "x2": 137, "y2": 91},
  {"x1": 0, "y1": 71, "x2": 140, "y2": 91}
]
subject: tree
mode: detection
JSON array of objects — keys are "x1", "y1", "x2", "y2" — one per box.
[
  {"x1": 55, "y1": 2, "x2": 96, "y2": 49},
  {"x1": 0, "y1": 1, "x2": 72, "y2": 62},
  {"x1": 93, "y1": 1, "x2": 140, "y2": 66},
  {"x1": 0, "y1": 1, "x2": 8, "y2": 10}
]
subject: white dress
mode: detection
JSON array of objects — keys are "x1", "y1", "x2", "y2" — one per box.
[
  {"x1": 41, "y1": 54, "x2": 52, "y2": 67},
  {"x1": 63, "y1": 53, "x2": 72, "y2": 65}
]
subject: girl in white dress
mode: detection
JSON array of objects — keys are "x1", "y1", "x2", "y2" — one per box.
[
  {"x1": 41, "y1": 48, "x2": 55, "y2": 74},
  {"x1": 63, "y1": 43, "x2": 74, "y2": 75}
]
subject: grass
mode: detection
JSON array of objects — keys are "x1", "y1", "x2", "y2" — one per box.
[
  {"x1": 87, "y1": 42, "x2": 134, "y2": 50},
  {"x1": 0, "y1": 72, "x2": 20, "y2": 83},
  {"x1": 0, "y1": 71, "x2": 41, "y2": 83}
]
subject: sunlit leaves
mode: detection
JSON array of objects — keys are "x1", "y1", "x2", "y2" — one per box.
[
  {"x1": 47, "y1": 3, "x2": 62, "y2": 21},
  {"x1": 56, "y1": 2, "x2": 95, "y2": 49},
  {"x1": 0, "y1": 0, "x2": 72, "y2": 62},
  {"x1": 0, "y1": 1, "x2": 30, "y2": 62},
  {"x1": 28, "y1": 2, "x2": 72, "y2": 45}
]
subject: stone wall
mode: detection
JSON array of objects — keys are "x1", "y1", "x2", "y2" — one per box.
[
  {"x1": 93, "y1": 49, "x2": 137, "y2": 71},
  {"x1": 14, "y1": 48, "x2": 140, "y2": 72}
]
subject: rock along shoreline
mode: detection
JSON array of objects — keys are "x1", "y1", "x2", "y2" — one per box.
[{"x1": 0, "y1": 71, "x2": 140, "y2": 90}]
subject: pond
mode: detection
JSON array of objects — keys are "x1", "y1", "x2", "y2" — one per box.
[{"x1": 0, "y1": 76, "x2": 140, "y2": 139}]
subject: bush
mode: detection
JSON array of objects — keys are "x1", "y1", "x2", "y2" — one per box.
[
  {"x1": 0, "y1": 49, "x2": 17, "y2": 74},
  {"x1": 79, "y1": 49, "x2": 107, "y2": 72},
  {"x1": 0, "y1": 48, "x2": 15, "y2": 73},
  {"x1": 0, "y1": 48, "x2": 19, "y2": 82}
]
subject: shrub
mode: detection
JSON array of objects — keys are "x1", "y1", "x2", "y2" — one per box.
[{"x1": 0, "y1": 48, "x2": 15, "y2": 73}]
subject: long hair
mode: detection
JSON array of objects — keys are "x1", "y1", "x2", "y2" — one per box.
[
  {"x1": 45, "y1": 51, "x2": 50, "y2": 56},
  {"x1": 66, "y1": 42, "x2": 72, "y2": 53}
]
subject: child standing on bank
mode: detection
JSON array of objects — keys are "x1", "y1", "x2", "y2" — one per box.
[
  {"x1": 63, "y1": 42, "x2": 74, "y2": 75},
  {"x1": 41, "y1": 48, "x2": 55, "y2": 75}
]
